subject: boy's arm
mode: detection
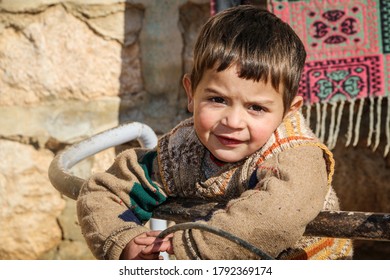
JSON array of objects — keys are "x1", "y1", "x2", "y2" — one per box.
[
  {"x1": 76, "y1": 148, "x2": 167, "y2": 260},
  {"x1": 172, "y1": 145, "x2": 330, "y2": 259}
]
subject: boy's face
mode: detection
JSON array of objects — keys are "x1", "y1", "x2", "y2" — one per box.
[{"x1": 183, "y1": 65, "x2": 302, "y2": 163}]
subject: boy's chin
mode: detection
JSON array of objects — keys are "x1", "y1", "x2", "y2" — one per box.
[{"x1": 211, "y1": 151, "x2": 247, "y2": 163}]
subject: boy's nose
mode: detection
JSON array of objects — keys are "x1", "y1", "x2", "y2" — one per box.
[{"x1": 221, "y1": 107, "x2": 245, "y2": 129}]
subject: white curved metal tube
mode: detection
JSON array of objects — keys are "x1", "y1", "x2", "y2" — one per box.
[
  {"x1": 48, "y1": 122, "x2": 158, "y2": 200},
  {"x1": 49, "y1": 122, "x2": 167, "y2": 259}
]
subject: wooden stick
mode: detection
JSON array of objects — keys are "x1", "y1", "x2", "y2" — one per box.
[{"x1": 153, "y1": 198, "x2": 390, "y2": 241}]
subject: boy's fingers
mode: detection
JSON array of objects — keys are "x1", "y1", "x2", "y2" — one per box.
[
  {"x1": 161, "y1": 233, "x2": 174, "y2": 240},
  {"x1": 134, "y1": 231, "x2": 174, "y2": 255},
  {"x1": 143, "y1": 240, "x2": 173, "y2": 255},
  {"x1": 133, "y1": 236, "x2": 158, "y2": 246},
  {"x1": 146, "y1": 231, "x2": 174, "y2": 241},
  {"x1": 166, "y1": 245, "x2": 174, "y2": 255}
]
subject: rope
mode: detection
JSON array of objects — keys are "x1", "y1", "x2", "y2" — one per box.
[{"x1": 157, "y1": 222, "x2": 275, "y2": 260}]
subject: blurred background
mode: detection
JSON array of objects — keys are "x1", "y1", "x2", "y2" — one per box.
[{"x1": 0, "y1": 0, "x2": 389, "y2": 260}]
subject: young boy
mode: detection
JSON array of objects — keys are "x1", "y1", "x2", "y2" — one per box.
[{"x1": 77, "y1": 5, "x2": 353, "y2": 260}]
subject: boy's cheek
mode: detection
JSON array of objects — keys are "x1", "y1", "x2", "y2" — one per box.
[
  {"x1": 195, "y1": 110, "x2": 216, "y2": 130},
  {"x1": 249, "y1": 126, "x2": 276, "y2": 149}
]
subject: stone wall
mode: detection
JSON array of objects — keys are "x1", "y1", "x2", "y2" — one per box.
[
  {"x1": 0, "y1": 0, "x2": 389, "y2": 260},
  {"x1": 0, "y1": 0, "x2": 209, "y2": 260}
]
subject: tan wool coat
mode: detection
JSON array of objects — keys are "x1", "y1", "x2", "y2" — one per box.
[{"x1": 77, "y1": 112, "x2": 353, "y2": 260}]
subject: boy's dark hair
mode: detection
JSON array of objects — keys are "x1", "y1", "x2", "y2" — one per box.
[{"x1": 189, "y1": 5, "x2": 306, "y2": 113}]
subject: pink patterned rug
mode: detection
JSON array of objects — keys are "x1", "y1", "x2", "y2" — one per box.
[{"x1": 269, "y1": 0, "x2": 390, "y2": 156}]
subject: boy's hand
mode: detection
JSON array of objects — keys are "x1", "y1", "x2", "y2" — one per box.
[{"x1": 120, "y1": 230, "x2": 174, "y2": 260}]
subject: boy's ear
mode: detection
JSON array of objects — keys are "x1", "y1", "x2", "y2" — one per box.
[
  {"x1": 286, "y1": 95, "x2": 303, "y2": 116},
  {"x1": 183, "y1": 74, "x2": 194, "y2": 113}
]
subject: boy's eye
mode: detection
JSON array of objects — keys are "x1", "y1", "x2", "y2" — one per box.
[
  {"x1": 249, "y1": 104, "x2": 265, "y2": 112},
  {"x1": 210, "y1": 97, "x2": 226, "y2": 104}
]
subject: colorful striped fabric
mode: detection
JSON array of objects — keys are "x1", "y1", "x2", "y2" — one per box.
[{"x1": 269, "y1": 0, "x2": 390, "y2": 156}]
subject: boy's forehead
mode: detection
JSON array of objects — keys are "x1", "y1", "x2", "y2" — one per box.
[{"x1": 200, "y1": 66, "x2": 283, "y2": 93}]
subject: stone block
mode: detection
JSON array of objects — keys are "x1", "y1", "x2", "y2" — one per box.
[{"x1": 0, "y1": 139, "x2": 65, "y2": 259}]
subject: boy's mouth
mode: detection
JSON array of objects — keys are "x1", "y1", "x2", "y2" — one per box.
[{"x1": 215, "y1": 135, "x2": 244, "y2": 146}]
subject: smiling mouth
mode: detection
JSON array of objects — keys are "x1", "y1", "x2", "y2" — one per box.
[{"x1": 216, "y1": 135, "x2": 243, "y2": 146}]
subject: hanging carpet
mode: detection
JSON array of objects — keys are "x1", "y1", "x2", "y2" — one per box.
[{"x1": 268, "y1": 0, "x2": 390, "y2": 156}]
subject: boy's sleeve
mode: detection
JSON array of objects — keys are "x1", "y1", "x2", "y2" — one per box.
[
  {"x1": 76, "y1": 148, "x2": 167, "y2": 260},
  {"x1": 172, "y1": 145, "x2": 330, "y2": 259}
]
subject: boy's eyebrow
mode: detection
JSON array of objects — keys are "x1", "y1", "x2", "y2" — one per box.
[
  {"x1": 204, "y1": 87, "x2": 222, "y2": 94},
  {"x1": 254, "y1": 99, "x2": 275, "y2": 105},
  {"x1": 204, "y1": 87, "x2": 277, "y2": 105}
]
